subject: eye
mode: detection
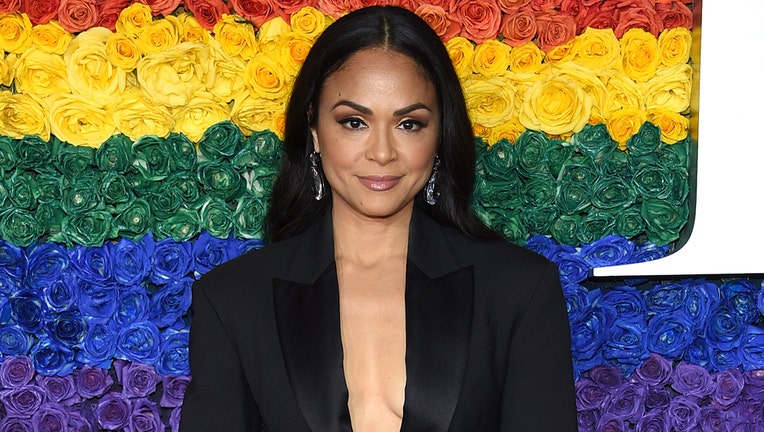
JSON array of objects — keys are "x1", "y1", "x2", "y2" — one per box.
[
  {"x1": 339, "y1": 117, "x2": 367, "y2": 130},
  {"x1": 398, "y1": 119, "x2": 426, "y2": 131}
]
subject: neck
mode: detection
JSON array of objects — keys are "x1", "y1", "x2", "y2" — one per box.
[{"x1": 331, "y1": 205, "x2": 413, "y2": 266}]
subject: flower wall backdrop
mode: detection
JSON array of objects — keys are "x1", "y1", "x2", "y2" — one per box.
[{"x1": 1, "y1": 0, "x2": 759, "y2": 431}]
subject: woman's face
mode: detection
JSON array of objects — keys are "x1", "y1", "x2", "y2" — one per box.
[{"x1": 311, "y1": 48, "x2": 440, "y2": 222}]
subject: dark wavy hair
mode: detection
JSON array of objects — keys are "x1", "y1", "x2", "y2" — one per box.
[{"x1": 265, "y1": 6, "x2": 497, "y2": 243}]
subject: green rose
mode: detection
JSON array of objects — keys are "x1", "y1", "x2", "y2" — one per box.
[
  {"x1": 35, "y1": 201, "x2": 64, "y2": 236},
  {"x1": 36, "y1": 172, "x2": 64, "y2": 204},
  {"x1": 615, "y1": 207, "x2": 645, "y2": 239},
  {"x1": 54, "y1": 141, "x2": 95, "y2": 178},
  {"x1": 483, "y1": 208, "x2": 527, "y2": 245},
  {"x1": 61, "y1": 176, "x2": 104, "y2": 215},
  {"x1": 250, "y1": 167, "x2": 279, "y2": 197},
  {"x1": 626, "y1": 121, "x2": 661, "y2": 157},
  {"x1": 114, "y1": 198, "x2": 153, "y2": 239},
  {"x1": 5, "y1": 171, "x2": 38, "y2": 210},
  {"x1": 576, "y1": 210, "x2": 616, "y2": 244},
  {"x1": 57, "y1": 210, "x2": 115, "y2": 247},
  {"x1": 641, "y1": 198, "x2": 688, "y2": 245},
  {"x1": 546, "y1": 139, "x2": 574, "y2": 178},
  {"x1": 572, "y1": 123, "x2": 617, "y2": 161},
  {"x1": 144, "y1": 185, "x2": 183, "y2": 220},
  {"x1": 520, "y1": 205, "x2": 558, "y2": 236},
  {"x1": 198, "y1": 121, "x2": 243, "y2": 161},
  {"x1": 597, "y1": 148, "x2": 633, "y2": 179},
  {"x1": 166, "y1": 171, "x2": 202, "y2": 207},
  {"x1": 101, "y1": 172, "x2": 135, "y2": 206},
  {"x1": 0, "y1": 136, "x2": 17, "y2": 171},
  {"x1": 522, "y1": 174, "x2": 556, "y2": 207},
  {"x1": 15, "y1": 136, "x2": 52, "y2": 171},
  {"x1": 590, "y1": 177, "x2": 636, "y2": 210},
  {"x1": 154, "y1": 207, "x2": 201, "y2": 241},
  {"x1": 479, "y1": 139, "x2": 516, "y2": 182},
  {"x1": 555, "y1": 180, "x2": 591, "y2": 215},
  {"x1": 232, "y1": 130, "x2": 283, "y2": 170},
  {"x1": 550, "y1": 214, "x2": 582, "y2": 246},
  {"x1": 474, "y1": 137, "x2": 489, "y2": 167},
  {"x1": 632, "y1": 163, "x2": 682, "y2": 201},
  {"x1": 197, "y1": 161, "x2": 245, "y2": 202},
  {"x1": 656, "y1": 138, "x2": 689, "y2": 169},
  {"x1": 133, "y1": 135, "x2": 171, "y2": 180},
  {"x1": 558, "y1": 155, "x2": 598, "y2": 185},
  {"x1": 199, "y1": 197, "x2": 234, "y2": 238},
  {"x1": 474, "y1": 171, "x2": 523, "y2": 211},
  {"x1": 96, "y1": 134, "x2": 134, "y2": 173},
  {"x1": 0, "y1": 207, "x2": 43, "y2": 246},
  {"x1": 233, "y1": 193, "x2": 268, "y2": 239},
  {"x1": 514, "y1": 130, "x2": 550, "y2": 178},
  {"x1": 166, "y1": 133, "x2": 198, "y2": 172}
]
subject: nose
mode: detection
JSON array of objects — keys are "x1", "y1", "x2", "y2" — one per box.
[{"x1": 365, "y1": 127, "x2": 397, "y2": 164}]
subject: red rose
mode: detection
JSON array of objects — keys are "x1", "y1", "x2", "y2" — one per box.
[
  {"x1": 21, "y1": 0, "x2": 59, "y2": 25},
  {"x1": 98, "y1": 0, "x2": 131, "y2": 31},
  {"x1": 656, "y1": 0, "x2": 692, "y2": 29},
  {"x1": 415, "y1": 4, "x2": 460, "y2": 41},
  {"x1": 229, "y1": 0, "x2": 278, "y2": 27},
  {"x1": 575, "y1": 4, "x2": 617, "y2": 34},
  {"x1": 530, "y1": 0, "x2": 562, "y2": 12},
  {"x1": 614, "y1": 5, "x2": 663, "y2": 38},
  {"x1": 497, "y1": 0, "x2": 531, "y2": 13},
  {"x1": 499, "y1": 7, "x2": 537, "y2": 47},
  {"x1": 185, "y1": 0, "x2": 228, "y2": 31},
  {"x1": 453, "y1": 0, "x2": 502, "y2": 44},
  {"x1": 0, "y1": 0, "x2": 20, "y2": 14},
  {"x1": 535, "y1": 11, "x2": 575, "y2": 51},
  {"x1": 57, "y1": 0, "x2": 100, "y2": 33},
  {"x1": 137, "y1": 0, "x2": 183, "y2": 17}
]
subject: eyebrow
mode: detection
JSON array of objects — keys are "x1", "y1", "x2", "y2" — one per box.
[{"x1": 331, "y1": 101, "x2": 433, "y2": 117}]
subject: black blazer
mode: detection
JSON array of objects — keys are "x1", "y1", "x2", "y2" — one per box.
[{"x1": 179, "y1": 208, "x2": 578, "y2": 431}]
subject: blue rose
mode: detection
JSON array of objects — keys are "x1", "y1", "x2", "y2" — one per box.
[
  {"x1": 111, "y1": 238, "x2": 151, "y2": 286},
  {"x1": 113, "y1": 285, "x2": 150, "y2": 327},
  {"x1": 630, "y1": 242, "x2": 669, "y2": 263},
  {"x1": 42, "y1": 273, "x2": 80, "y2": 312},
  {"x1": 740, "y1": 325, "x2": 764, "y2": 370},
  {"x1": 30, "y1": 337, "x2": 75, "y2": 376},
  {"x1": 149, "y1": 278, "x2": 191, "y2": 328},
  {"x1": 645, "y1": 282, "x2": 687, "y2": 315},
  {"x1": 570, "y1": 302, "x2": 616, "y2": 373},
  {"x1": 158, "y1": 328, "x2": 189, "y2": 376},
  {"x1": 70, "y1": 245, "x2": 112, "y2": 284},
  {"x1": 646, "y1": 310, "x2": 695, "y2": 360},
  {"x1": 25, "y1": 243, "x2": 71, "y2": 291},
  {"x1": 681, "y1": 279, "x2": 719, "y2": 334},
  {"x1": 708, "y1": 348, "x2": 741, "y2": 372},
  {"x1": 705, "y1": 305, "x2": 745, "y2": 351},
  {"x1": 683, "y1": 337, "x2": 711, "y2": 369},
  {"x1": 0, "y1": 269, "x2": 21, "y2": 297},
  {"x1": 0, "y1": 325, "x2": 32, "y2": 355},
  {"x1": 551, "y1": 249, "x2": 590, "y2": 284},
  {"x1": 150, "y1": 238, "x2": 193, "y2": 285},
  {"x1": 10, "y1": 290, "x2": 46, "y2": 334},
  {"x1": 116, "y1": 321, "x2": 161, "y2": 365},
  {"x1": 599, "y1": 285, "x2": 647, "y2": 322},
  {"x1": 603, "y1": 321, "x2": 649, "y2": 376},
  {"x1": 524, "y1": 234, "x2": 561, "y2": 260},
  {"x1": 192, "y1": 231, "x2": 231, "y2": 276},
  {"x1": 78, "y1": 321, "x2": 117, "y2": 368},
  {"x1": 77, "y1": 282, "x2": 118, "y2": 324},
  {"x1": 0, "y1": 239, "x2": 25, "y2": 275},
  {"x1": 563, "y1": 283, "x2": 590, "y2": 324},
  {"x1": 720, "y1": 279, "x2": 760, "y2": 324},
  {"x1": 580, "y1": 235, "x2": 635, "y2": 268},
  {"x1": 46, "y1": 310, "x2": 88, "y2": 346},
  {"x1": 231, "y1": 237, "x2": 265, "y2": 257}
]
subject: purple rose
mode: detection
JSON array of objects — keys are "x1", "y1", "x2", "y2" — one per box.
[
  {"x1": 115, "y1": 360, "x2": 158, "y2": 398},
  {"x1": 35, "y1": 374, "x2": 80, "y2": 405},
  {"x1": 127, "y1": 398, "x2": 163, "y2": 432},
  {"x1": 743, "y1": 369, "x2": 764, "y2": 401},
  {"x1": 70, "y1": 245, "x2": 112, "y2": 284},
  {"x1": 160, "y1": 375, "x2": 190, "y2": 408},
  {"x1": 112, "y1": 238, "x2": 151, "y2": 286},
  {"x1": 150, "y1": 239, "x2": 192, "y2": 285},
  {"x1": 575, "y1": 378, "x2": 609, "y2": 411},
  {"x1": 116, "y1": 321, "x2": 161, "y2": 365},
  {"x1": 635, "y1": 353, "x2": 673, "y2": 387},
  {"x1": 0, "y1": 326, "x2": 32, "y2": 356},
  {"x1": 602, "y1": 381, "x2": 646, "y2": 424},
  {"x1": 74, "y1": 365, "x2": 113, "y2": 399},
  {"x1": 668, "y1": 396, "x2": 700, "y2": 432},
  {"x1": 31, "y1": 403, "x2": 70, "y2": 432},
  {"x1": 0, "y1": 384, "x2": 46, "y2": 417},
  {"x1": 643, "y1": 386, "x2": 671, "y2": 411},
  {"x1": 169, "y1": 406, "x2": 182, "y2": 432},
  {"x1": 597, "y1": 412, "x2": 628, "y2": 432},
  {"x1": 712, "y1": 368, "x2": 745, "y2": 408},
  {"x1": 66, "y1": 406, "x2": 96, "y2": 432},
  {"x1": 579, "y1": 235, "x2": 635, "y2": 268},
  {"x1": 95, "y1": 392, "x2": 131, "y2": 430},
  {"x1": 589, "y1": 365, "x2": 623, "y2": 391},
  {"x1": 24, "y1": 243, "x2": 70, "y2": 291},
  {"x1": 646, "y1": 310, "x2": 695, "y2": 360},
  {"x1": 0, "y1": 416, "x2": 33, "y2": 431},
  {"x1": 671, "y1": 361, "x2": 714, "y2": 398},
  {"x1": 157, "y1": 329, "x2": 189, "y2": 376},
  {"x1": 635, "y1": 409, "x2": 670, "y2": 432},
  {"x1": 697, "y1": 405, "x2": 726, "y2": 432},
  {"x1": 0, "y1": 356, "x2": 34, "y2": 389}
]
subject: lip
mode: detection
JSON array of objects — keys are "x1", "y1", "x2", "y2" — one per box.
[{"x1": 357, "y1": 175, "x2": 401, "y2": 191}]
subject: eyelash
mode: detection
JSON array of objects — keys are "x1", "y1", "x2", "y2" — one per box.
[{"x1": 338, "y1": 117, "x2": 427, "y2": 131}]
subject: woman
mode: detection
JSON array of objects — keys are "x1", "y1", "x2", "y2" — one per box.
[{"x1": 180, "y1": 6, "x2": 577, "y2": 432}]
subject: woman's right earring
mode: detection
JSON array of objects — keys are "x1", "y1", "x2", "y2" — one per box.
[
  {"x1": 310, "y1": 152, "x2": 325, "y2": 201},
  {"x1": 425, "y1": 155, "x2": 440, "y2": 205}
]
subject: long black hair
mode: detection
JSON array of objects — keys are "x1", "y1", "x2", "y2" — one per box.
[{"x1": 265, "y1": 6, "x2": 497, "y2": 243}]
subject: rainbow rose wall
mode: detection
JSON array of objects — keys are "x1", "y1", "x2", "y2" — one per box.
[{"x1": 1, "y1": 0, "x2": 763, "y2": 430}]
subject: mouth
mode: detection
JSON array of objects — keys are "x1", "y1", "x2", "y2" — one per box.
[{"x1": 357, "y1": 175, "x2": 402, "y2": 191}]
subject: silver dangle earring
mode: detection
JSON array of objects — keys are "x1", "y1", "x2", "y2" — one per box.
[
  {"x1": 309, "y1": 152, "x2": 325, "y2": 201},
  {"x1": 425, "y1": 155, "x2": 440, "y2": 205}
]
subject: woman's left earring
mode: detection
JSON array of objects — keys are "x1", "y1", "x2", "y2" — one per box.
[
  {"x1": 310, "y1": 152, "x2": 325, "y2": 201},
  {"x1": 425, "y1": 155, "x2": 440, "y2": 205}
]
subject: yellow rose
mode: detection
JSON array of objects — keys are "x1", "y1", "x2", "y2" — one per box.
[
  {"x1": 600, "y1": 70, "x2": 643, "y2": 118},
  {"x1": 177, "y1": 12, "x2": 210, "y2": 44},
  {"x1": 0, "y1": 12, "x2": 33, "y2": 54},
  {"x1": 606, "y1": 107, "x2": 647, "y2": 149},
  {"x1": 257, "y1": 16, "x2": 290, "y2": 53},
  {"x1": 489, "y1": 118, "x2": 525, "y2": 145},
  {"x1": 208, "y1": 39, "x2": 246, "y2": 103},
  {"x1": 48, "y1": 92, "x2": 116, "y2": 147},
  {"x1": 657, "y1": 27, "x2": 691, "y2": 67},
  {"x1": 648, "y1": 108, "x2": 689, "y2": 144},
  {"x1": 115, "y1": 3, "x2": 153, "y2": 38},
  {"x1": 14, "y1": 48, "x2": 70, "y2": 97},
  {"x1": 114, "y1": 86, "x2": 174, "y2": 140},
  {"x1": 462, "y1": 75, "x2": 515, "y2": 128},
  {"x1": 106, "y1": 32, "x2": 141, "y2": 70},
  {"x1": 231, "y1": 93, "x2": 286, "y2": 138},
  {"x1": 472, "y1": 123, "x2": 491, "y2": 143},
  {"x1": 244, "y1": 52, "x2": 291, "y2": 101},
  {"x1": 0, "y1": 53, "x2": 13, "y2": 86},
  {"x1": 31, "y1": 21, "x2": 72, "y2": 54},
  {"x1": 172, "y1": 92, "x2": 230, "y2": 142},
  {"x1": 554, "y1": 63, "x2": 606, "y2": 124},
  {"x1": 573, "y1": 27, "x2": 620, "y2": 71},
  {"x1": 545, "y1": 37, "x2": 577, "y2": 64},
  {"x1": 505, "y1": 70, "x2": 544, "y2": 112},
  {"x1": 472, "y1": 39, "x2": 511, "y2": 76},
  {"x1": 445, "y1": 36, "x2": 474, "y2": 78},
  {"x1": 136, "y1": 42, "x2": 215, "y2": 108},
  {"x1": 519, "y1": 73, "x2": 592, "y2": 136},
  {"x1": 213, "y1": 14, "x2": 257, "y2": 60},
  {"x1": 641, "y1": 63, "x2": 691, "y2": 113},
  {"x1": 620, "y1": 28, "x2": 660, "y2": 83},
  {"x1": 64, "y1": 27, "x2": 126, "y2": 102},
  {"x1": 136, "y1": 15, "x2": 181, "y2": 55},
  {"x1": 278, "y1": 31, "x2": 313, "y2": 76},
  {"x1": 0, "y1": 91, "x2": 50, "y2": 141},
  {"x1": 507, "y1": 42, "x2": 545, "y2": 74},
  {"x1": 290, "y1": 6, "x2": 332, "y2": 40}
]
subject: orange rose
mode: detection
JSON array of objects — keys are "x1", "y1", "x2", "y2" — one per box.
[
  {"x1": 137, "y1": 0, "x2": 183, "y2": 16},
  {"x1": 559, "y1": 0, "x2": 583, "y2": 17},
  {"x1": 614, "y1": 5, "x2": 663, "y2": 39},
  {"x1": 530, "y1": 0, "x2": 561, "y2": 12},
  {"x1": 656, "y1": 1, "x2": 692, "y2": 30},
  {"x1": 20, "y1": 0, "x2": 58, "y2": 25},
  {"x1": 98, "y1": 0, "x2": 130, "y2": 31},
  {"x1": 535, "y1": 12, "x2": 575, "y2": 52},
  {"x1": 185, "y1": 0, "x2": 228, "y2": 31},
  {"x1": 497, "y1": 0, "x2": 530, "y2": 13},
  {"x1": 275, "y1": 0, "x2": 313, "y2": 17},
  {"x1": 415, "y1": 4, "x2": 460, "y2": 41},
  {"x1": 229, "y1": 0, "x2": 278, "y2": 27},
  {"x1": 57, "y1": 0, "x2": 100, "y2": 33},
  {"x1": 453, "y1": 0, "x2": 502, "y2": 44},
  {"x1": 575, "y1": 4, "x2": 617, "y2": 34},
  {"x1": 499, "y1": 7, "x2": 536, "y2": 47},
  {"x1": 316, "y1": 0, "x2": 358, "y2": 18}
]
